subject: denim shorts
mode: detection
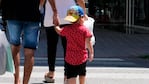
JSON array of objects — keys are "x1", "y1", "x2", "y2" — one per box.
[{"x1": 6, "y1": 20, "x2": 40, "y2": 49}]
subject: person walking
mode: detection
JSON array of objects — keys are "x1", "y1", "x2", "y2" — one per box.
[
  {"x1": 43, "y1": 0, "x2": 88, "y2": 83},
  {"x1": 54, "y1": 5, "x2": 94, "y2": 84},
  {"x1": 1, "y1": 0, "x2": 42, "y2": 84}
]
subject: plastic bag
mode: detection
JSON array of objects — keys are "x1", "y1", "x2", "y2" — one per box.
[
  {"x1": 84, "y1": 17, "x2": 96, "y2": 46},
  {"x1": 6, "y1": 45, "x2": 15, "y2": 73},
  {"x1": 0, "y1": 30, "x2": 15, "y2": 75},
  {"x1": 0, "y1": 43, "x2": 6, "y2": 75}
]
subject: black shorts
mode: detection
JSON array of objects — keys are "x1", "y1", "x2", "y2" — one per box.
[{"x1": 65, "y1": 61, "x2": 87, "y2": 79}]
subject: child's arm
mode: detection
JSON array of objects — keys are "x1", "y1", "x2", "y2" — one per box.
[
  {"x1": 54, "y1": 26, "x2": 62, "y2": 35},
  {"x1": 86, "y1": 37, "x2": 94, "y2": 62}
]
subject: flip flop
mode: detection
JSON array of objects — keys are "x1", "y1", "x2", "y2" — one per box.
[
  {"x1": 44, "y1": 72, "x2": 55, "y2": 83},
  {"x1": 45, "y1": 76, "x2": 55, "y2": 83}
]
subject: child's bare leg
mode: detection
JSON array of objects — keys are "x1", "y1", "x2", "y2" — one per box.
[
  {"x1": 64, "y1": 75, "x2": 67, "y2": 84},
  {"x1": 67, "y1": 77, "x2": 76, "y2": 84},
  {"x1": 79, "y1": 75, "x2": 85, "y2": 84}
]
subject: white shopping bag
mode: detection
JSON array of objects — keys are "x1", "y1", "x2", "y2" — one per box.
[
  {"x1": 84, "y1": 17, "x2": 96, "y2": 46},
  {"x1": 0, "y1": 30, "x2": 15, "y2": 75},
  {"x1": 0, "y1": 42, "x2": 6, "y2": 75}
]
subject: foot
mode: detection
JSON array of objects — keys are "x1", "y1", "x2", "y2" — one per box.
[
  {"x1": 14, "y1": 78, "x2": 20, "y2": 84},
  {"x1": 44, "y1": 71, "x2": 55, "y2": 83}
]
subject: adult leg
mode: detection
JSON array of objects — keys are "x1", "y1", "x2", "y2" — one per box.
[
  {"x1": 23, "y1": 48, "x2": 35, "y2": 84},
  {"x1": 7, "y1": 20, "x2": 22, "y2": 84},
  {"x1": 45, "y1": 27, "x2": 59, "y2": 82},
  {"x1": 22, "y1": 21, "x2": 40, "y2": 84},
  {"x1": 11, "y1": 45, "x2": 21, "y2": 84}
]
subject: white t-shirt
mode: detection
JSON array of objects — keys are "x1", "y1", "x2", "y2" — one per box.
[{"x1": 44, "y1": 0, "x2": 76, "y2": 27}]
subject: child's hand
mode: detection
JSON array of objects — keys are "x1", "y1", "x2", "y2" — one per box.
[{"x1": 88, "y1": 54, "x2": 94, "y2": 62}]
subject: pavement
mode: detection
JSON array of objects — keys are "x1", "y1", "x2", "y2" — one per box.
[
  {"x1": 1, "y1": 23, "x2": 149, "y2": 84},
  {"x1": 0, "y1": 66, "x2": 149, "y2": 84}
]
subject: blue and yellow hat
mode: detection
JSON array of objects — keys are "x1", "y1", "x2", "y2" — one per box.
[{"x1": 64, "y1": 5, "x2": 84, "y2": 22}]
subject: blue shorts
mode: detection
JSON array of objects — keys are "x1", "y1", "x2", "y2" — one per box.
[{"x1": 6, "y1": 20, "x2": 40, "y2": 49}]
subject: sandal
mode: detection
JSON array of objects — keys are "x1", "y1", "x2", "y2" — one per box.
[{"x1": 44, "y1": 72, "x2": 55, "y2": 83}]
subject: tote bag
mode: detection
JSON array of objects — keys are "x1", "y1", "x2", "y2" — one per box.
[
  {"x1": 0, "y1": 42, "x2": 6, "y2": 75},
  {"x1": 0, "y1": 30, "x2": 15, "y2": 75},
  {"x1": 84, "y1": 17, "x2": 96, "y2": 46}
]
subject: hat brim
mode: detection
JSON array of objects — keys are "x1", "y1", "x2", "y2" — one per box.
[{"x1": 64, "y1": 16, "x2": 78, "y2": 22}]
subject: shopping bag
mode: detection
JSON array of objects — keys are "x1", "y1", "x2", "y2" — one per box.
[
  {"x1": 6, "y1": 45, "x2": 15, "y2": 73},
  {"x1": 0, "y1": 30, "x2": 15, "y2": 74},
  {"x1": 84, "y1": 17, "x2": 96, "y2": 46},
  {"x1": 0, "y1": 43, "x2": 6, "y2": 75}
]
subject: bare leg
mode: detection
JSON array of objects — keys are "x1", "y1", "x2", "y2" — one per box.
[
  {"x1": 79, "y1": 76, "x2": 86, "y2": 84},
  {"x1": 64, "y1": 75, "x2": 67, "y2": 84},
  {"x1": 23, "y1": 48, "x2": 34, "y2": 84},
  {"x1": 11, "y1": 45, "x2": 21, "y2": 84},
  {"x1": 67, "y1": 77, "x2": 76, "y2": 84}
]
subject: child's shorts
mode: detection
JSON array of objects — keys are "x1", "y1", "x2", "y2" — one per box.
[{"x1": 65, "y1": 61, "x2": 87, "y2": 79}]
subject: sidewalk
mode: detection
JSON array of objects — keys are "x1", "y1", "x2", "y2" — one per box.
[{"x1": 0, "y1": 66, "x2": 149, "y2": 84}]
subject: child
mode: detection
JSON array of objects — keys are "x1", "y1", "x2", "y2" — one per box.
[{"x1": 54, "y1": 5, "x2": 94, "y2": 84}]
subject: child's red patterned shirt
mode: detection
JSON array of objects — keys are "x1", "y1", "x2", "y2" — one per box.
[{"x1": 60, "y1": 23, "x2": 92, "y2": 65}]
